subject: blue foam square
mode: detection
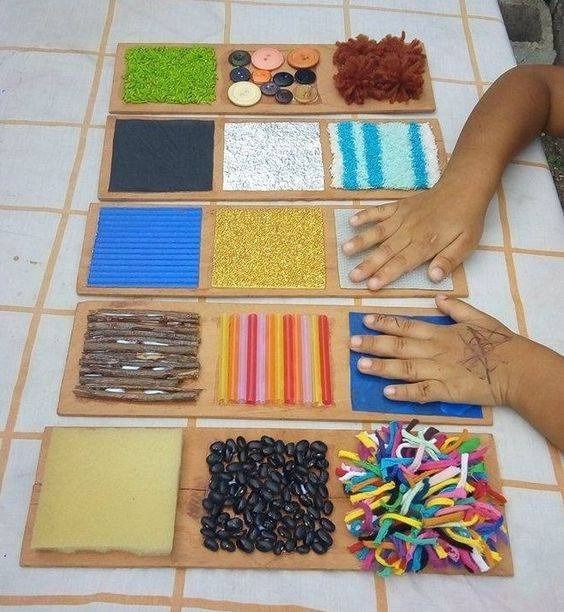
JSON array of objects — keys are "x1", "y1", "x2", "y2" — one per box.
[
  {"x1": 349, "y1": 312, "x2": 483, "y2": 418},
  {"x1": 88, "y1": 206, "x2": 202, "y2": 288}
]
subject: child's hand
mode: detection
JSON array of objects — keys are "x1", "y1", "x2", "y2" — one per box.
[
  {"x1": 350, "y1": 295, "x2": 526, "y2": 406},
  {"x1": 342, "y1": 184, "x2": 487, "y2": 290}
]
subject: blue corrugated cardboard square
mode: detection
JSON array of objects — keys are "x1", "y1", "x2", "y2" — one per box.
[
  {"x1": 348, "y1": 312, "x2": 483, "y2": 418},
  {"x1": 88, "y1": 206, "x2": 202, "y2": 288}
]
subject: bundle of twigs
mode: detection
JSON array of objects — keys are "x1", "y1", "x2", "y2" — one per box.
[{"x1": 74, "y1": 309, "x2": 202, "y2": 402}]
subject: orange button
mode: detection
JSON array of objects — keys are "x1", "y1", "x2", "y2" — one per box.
[
  {"x1": 287, "y1": 47, "x2": 320, "y2": 69},
  {"x1": 251, "y1": 47, "x2": 284, "y2": 71},
  {"x1": 251, "y1": 68, "x2": 271, "y2": 84}
]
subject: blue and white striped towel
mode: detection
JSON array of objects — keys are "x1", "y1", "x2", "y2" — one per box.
[{"x1": 328, "y1": 121, "x2": 441, "y2": 190}]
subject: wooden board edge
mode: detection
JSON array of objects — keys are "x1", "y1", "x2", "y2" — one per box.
[
  {"x1": 57, "y1": 299, "x2": 488, "y2": 427},
  {"x1": 21, "y1": 426, "x2": 512, "y2": 575}
]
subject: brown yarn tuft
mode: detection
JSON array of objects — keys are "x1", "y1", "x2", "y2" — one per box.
[{"x1": 333, "y1": 32, "x2": 426, "y2": 105}]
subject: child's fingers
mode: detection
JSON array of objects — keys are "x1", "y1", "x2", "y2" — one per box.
[
  {"x1": 357, "y1": 357, "x2": 441, "y2": 382},
  {"x1": 428, "y1": 234, "x2": 472, "y2": 282},
  {"x1": 350, "y1": 334, "x2": 434, "y2": 359},
  {"x1": 348, "y1": 233, "x2": 410, "y2": 283},
  {"x1": 349, "y1": 204, "x2": 398, "y2": 227},
  {"x1": 341, "y1": 216, "x2": 400, "y2": 256},
  {"x1": 365, "y1": 244, "x2": 423, "y2": 291},
  {"x1": 362, "y1": 313, "x2": 436, "y2": 339},
  {"x1": 383, "y1": 380, "x2": 451, "y2": 403},
  {"x1": 435, "y1": 294, "x2": 492, "y2": 325}
]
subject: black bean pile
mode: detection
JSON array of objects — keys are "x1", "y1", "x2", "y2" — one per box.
[{"x1": 201, "y1": 435, "x2": 335, "y2": 555}]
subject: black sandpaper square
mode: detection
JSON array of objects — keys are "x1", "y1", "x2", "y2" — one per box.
[{"x1": 109, "y1": 119, "x2": 214, "y2": 192}]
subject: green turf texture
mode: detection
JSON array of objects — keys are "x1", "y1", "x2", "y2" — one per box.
[{"x1": 123, "y1": 46, "x2": 217, "y2": 104}]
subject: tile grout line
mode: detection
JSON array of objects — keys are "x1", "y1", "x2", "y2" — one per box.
[{"x1": 0, "y1": 0, "x2": 117, "y2": 499}]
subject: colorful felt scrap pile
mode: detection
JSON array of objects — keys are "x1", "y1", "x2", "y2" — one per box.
[{"x1": 338, "y1": 421, "x2": 508, "y2": 575}]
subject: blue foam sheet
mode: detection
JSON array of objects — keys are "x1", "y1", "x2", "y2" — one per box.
[
  {"x1": 88, "y1": 206, "x2": 202, "y2": 288},
  {"x1": 348, "y1": 312, "x2": 483, "y2": 418}
]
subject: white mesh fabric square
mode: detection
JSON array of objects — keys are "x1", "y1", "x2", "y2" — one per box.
[
  {"x1": 223, "y1": 122, "x2": 325, "y2": 191},
  {"x1": 334, "y1": 208, "x2": 454, "y2": 290}
]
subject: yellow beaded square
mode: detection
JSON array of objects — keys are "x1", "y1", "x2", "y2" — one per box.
[{"x1": 211, "y1": 207, "x2": 326, "y2": 289}]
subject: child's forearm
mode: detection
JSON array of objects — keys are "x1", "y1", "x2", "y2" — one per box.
[
  {"x1": 439, "y1": 65, "x2": 564, "y2": 208},
  {"x1": 506, "y1": 337, "x2": 564, "y2": 451}
]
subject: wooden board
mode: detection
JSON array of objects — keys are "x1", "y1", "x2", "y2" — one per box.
[
  {"x1": 57, "y1": 300, "x2": 491, "y2": 426},
  {"x1": 109, "y1": 43, "x2": 436, "y2": 116},
  {"x1": 78, "y1": 203, "x2": 468, "y2": 299},
  {"x1": 21, "y1": 426, "x2": 512, "y2": 575},
  {"x1": 99, "y1": 116, "x2": 447, "y2": 202}
]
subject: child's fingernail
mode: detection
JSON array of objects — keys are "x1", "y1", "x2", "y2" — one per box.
[
  {"x1": 358, "y1": 357, "x2": 372, "y2": 369},
  {"x1": 364, "y1": 314, "x2": 374, "y2": 326},
  {"x1": 368, "y1": 277, "x2": 382, "y2": 290},
  {"x1": 430, "y1": 266, "x2": 444, "y2": 281},
  {"x1": 384, "y1": 386, "x2": 396, "y2": 397},
  {"x1": 350, "y1": 214, "x2": 360, "y2": 226},
  {"x1": 436, "y1": 293, "x2": 448, "y2": 302},
  {"x1": 350, "y1": 335, "x2": 362, "y2": 347},
  {"x1": 342, "y1": 241, "x2": 354, "y2": 255},
  {"x1": 349, "y1": 268, "x2": 363, "y2": 282}
]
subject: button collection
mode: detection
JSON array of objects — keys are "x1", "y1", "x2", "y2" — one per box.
[{"x1": 227, "y1": 46, "x2": 320, "y2": 107}]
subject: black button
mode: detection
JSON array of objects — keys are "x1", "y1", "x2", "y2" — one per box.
[
  {"x1": 275, "y1": 89, "x2": 293, "y2": 104},
  {"x1": 273, "y1": 71, "x2": 294, "y2": 87},
  {"x1": 260, "y1": 81, "x2": 279, "y2": 96},
  {"x1": 295, "y1": 68, "x2": 316, "y2": 85},
  {"x1": 228, "y1": 50, "x2": 251, "y2": 67},
  {"x1": 230, "y1": 67, "x2": 251, "y2": 82}
]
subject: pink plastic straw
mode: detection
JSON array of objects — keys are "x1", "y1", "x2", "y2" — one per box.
[
  {"x1": 256, "y1": 313, "x2": 266, "y2": 404},
  {"x1": 237, "y1": 314, "x2": 248, "y2": 403},
  {"x1": 300, "y1": 315, "x2": 312, "y2": 405}
]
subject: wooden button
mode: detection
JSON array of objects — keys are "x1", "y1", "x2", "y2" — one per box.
[
  {"x1": 287, "y1": 47, "x2": 320, "y2": 69},
  {"x1": 251, "y1": 47, "x2": 284, "y2": 71},
  {"x1": 227, "y1": 81, "x2": 262, "y2": 107},
  {"x1": 251, "y1": 68, "x2": 271, "y2": 84}
]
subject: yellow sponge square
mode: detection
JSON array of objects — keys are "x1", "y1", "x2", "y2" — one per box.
[{"x1": 31, "y1": 427, "x2": 183, "y2": 555}]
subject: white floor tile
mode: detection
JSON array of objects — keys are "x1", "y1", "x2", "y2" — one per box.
[
  {"x1": 386, "y1": 488, "x2": 564, "y2": 612},
  {"x1": 44, "y1": 214, "x2": 85, "y2": 309},
  {"x1": 469, "y1": 18, "x2": 515, "y2": 82},
  {"x1": 466, "y1": 0, "x2": 503, "y2": 19},
  {"x1": 231, "y1": 3, "x2": 344, "y2": 43},
  {"x1": 492, "y1": 406, "x2": 556, "y2": 484},
  {"x1": 432, "y1": 80, "x2": 479, "y2": 152},
  {"x1": 71, "y1": 128, "x2": 105, "y2": 211},
  {"x1": 463, "y1": 250, "x2": 518, "y2": 330},
  {"x1": 480, "y1": 193, "x2": 504, "y2": 247},
  {"x1": 184, "y1": 569, "x2": 377, "y2": 611},
  {"x1": 91, "y1": 57, "x2": 114, "y2": 125},
  {"x1": 514, "y1": 253, "x2": 564, "y2": 353},
  {"x1": 513, "y1": 138, "x2": 547, "y2": 165},
  {"x1": 351, "y1": 0, "x2": 460, "y2": 13},
  {"x1": 107, "y1": 0, "x2": 224, "y2": 51},
  {"x1": 349, "y1": 10, "x2": 474, "y2": 80},
  {"x1": 503, "y1": 164, "x2": 564, "y2": 251},
  {"x1": 0, "y1": 440, "x2": 176, "y2": 595},
  {"x1": 0, "y1": 51, "x2": 95, "y2": 122},
  {"x1": 0, "y1": 0, "x2": 108, "y2": 51},
  {"x1": 0, "y1": 124, "x2": 80, "y2": 207},
  {"x1": 16, "y1": 314, "x2": 188, "y2": 430},
  {"x1": 0, "y1": 312, "x2": 31, "y2": 428},
  {"x1": 0, "y1": 210, "x2": 59, "y2": 307}
]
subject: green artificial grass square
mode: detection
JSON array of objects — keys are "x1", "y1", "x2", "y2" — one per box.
[{"x1": 123, "y1": 46, "x2": 217, "y2": 104}]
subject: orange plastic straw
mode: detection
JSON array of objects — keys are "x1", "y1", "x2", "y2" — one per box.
[
  {"x1": 318, "y1": 314, "x2": 332, "y2": 405},
  {"x1": 311, "y1": 314, "x2": 322, "y2": 405},
  {"x1": 293, "y1": 314, "x2": 302, "y2": 405},
  {"x1": 283, "y1": 314, "x2": 294, "y2": 404},
  {"x1": 228, "y1": 314, "x2": 239, "y2": 402}
]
